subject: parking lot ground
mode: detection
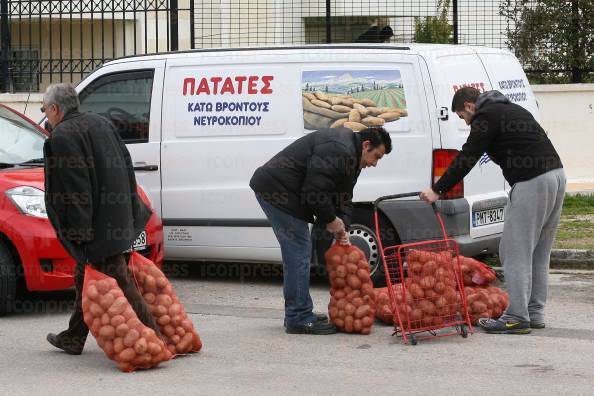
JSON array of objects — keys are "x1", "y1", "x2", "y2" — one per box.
[{"x1": 1, "y1": 264, "x2": 593, "y2": 395}]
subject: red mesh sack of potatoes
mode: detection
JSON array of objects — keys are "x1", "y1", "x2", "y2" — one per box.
[
  {"x1": 398, "y1": 250, "x2": 463, "y2": 329},
  {"x1": 82, "y1": 266, "x2": 173, "y2": 372},
  {"x1": 459, "y1": 256, "x2": 497, "y2": 286},
  {"x1": 128, "y1": 252, "x2": 202, "y2": 355},
  {"x1": 465, "y1": 285, "x2": 509, "y2": 324},
  {"x1": 325, "y1": 244, "x2": 376, "y2": 334}
]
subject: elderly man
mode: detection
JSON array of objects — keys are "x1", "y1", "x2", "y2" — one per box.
[
  {"x1": 250, "y1": 127, "x2": 392, "y2": 335},
  {"x1": 42, "y1": 83, "x2": 159, "y2": 354},
  {"x1": 421, "y1": 87, "x2": 565, "y2": 334}
]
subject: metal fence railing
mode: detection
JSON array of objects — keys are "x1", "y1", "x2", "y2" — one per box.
[{"x1": 1, "y1": 0, "x2": 592, "y2": 92}]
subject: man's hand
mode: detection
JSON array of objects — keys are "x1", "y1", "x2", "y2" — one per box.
[
  {"x1": 334, "y1": 230, "x2": 350, "y2": 245},
  {"x1": 420, "y1": 188, "x2": 440, "y2": 203},
  {"x1": 326, "y1": 217, "x2": 345, "y2": 235}
]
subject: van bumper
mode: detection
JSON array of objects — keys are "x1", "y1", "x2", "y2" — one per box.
[{"x1": 455, "y1": 233, "x2": 501, "y2": 257}]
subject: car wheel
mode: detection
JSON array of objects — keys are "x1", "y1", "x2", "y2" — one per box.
[{"x1": 0, "y1": 241, "x2": 17, "y2": 316}]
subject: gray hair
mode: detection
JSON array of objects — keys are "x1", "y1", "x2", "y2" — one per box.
[{"x1": 44, "y1": 83, "x2": 80, "y2": 114}]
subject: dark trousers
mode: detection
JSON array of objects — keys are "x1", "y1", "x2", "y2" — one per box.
[{"x1": 55, "y1": 253, "x2": 159, "y2": 352}]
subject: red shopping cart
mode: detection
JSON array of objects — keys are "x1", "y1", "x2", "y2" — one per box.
[{"x1": 373, "y1": 192, "x2": 473, "y2": 345}]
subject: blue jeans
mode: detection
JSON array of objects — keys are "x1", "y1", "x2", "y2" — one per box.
[{"x1": 256, "y1": 196, "x2": 316, "y2": 327}]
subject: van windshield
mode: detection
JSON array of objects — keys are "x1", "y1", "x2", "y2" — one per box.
[{"x1": 0, "y1": 107, "x2": 46, "y2": 166}]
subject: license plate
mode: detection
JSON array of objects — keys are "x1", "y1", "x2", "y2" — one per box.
[
  {"x1": 473, "y1": 208, "x2": 505, "y2": 227},
  {"x1": 133, "y1": 231, "x2": 147, "y2": 250}
]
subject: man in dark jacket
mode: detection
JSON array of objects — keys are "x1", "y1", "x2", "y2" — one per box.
[
  {"x1": 250, "y1": 127, "x2": 392, "y2": 335},
  {"x1": 420, "y1": 87, "x2": 566, "y2": 334},
  {"x1": 42, "y1": 83, "x2": 159, "y2": 354}
]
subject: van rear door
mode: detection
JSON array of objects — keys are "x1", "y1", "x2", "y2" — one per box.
[{"x1": 425, "y1": 47, "x2": 507, "y2": 239}]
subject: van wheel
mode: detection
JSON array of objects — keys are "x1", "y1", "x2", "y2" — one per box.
[
  {"x1": 0, "y1": 241, "x2": 17, "y2": 316},
  {"x1": 349, "y1": 208, "x2": 399, "y2": 288}
]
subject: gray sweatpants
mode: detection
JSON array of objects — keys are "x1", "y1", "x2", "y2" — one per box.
[{"x1": 499, "y1": 168, "x2": 566, "y2": 324}]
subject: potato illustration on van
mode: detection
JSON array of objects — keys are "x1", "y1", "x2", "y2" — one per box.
[{"x1": 302, "y1": 70, "x2": 407, "y2": 131}]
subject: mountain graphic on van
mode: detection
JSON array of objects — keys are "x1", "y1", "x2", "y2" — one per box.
[{"x1": 302, "y1": 69, "x2": 407, "y2": 131}]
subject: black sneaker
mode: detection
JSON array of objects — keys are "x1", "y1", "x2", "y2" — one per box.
[
  {"x1": 285, "y1": 321, "x2": 337, "y2": 335},
  {"x1": 46, "y1": 333, "x2": 83, "y2": 355},
  {"x1": 315, "y1": 312, "x2": 329, "y2": 322},
  {"x1": 477, "y1": 318, "x2": 532, "y2": 334},
  {"x1": 530, "y1": 321, "x2": 545, "y2": 329}
]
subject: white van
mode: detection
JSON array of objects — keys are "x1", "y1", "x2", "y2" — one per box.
[{"x1": 71, "y1": 44, "x2": 539, "y2": 284}]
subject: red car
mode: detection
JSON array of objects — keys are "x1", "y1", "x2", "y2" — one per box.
[{"x1": 0, "y1": 104, "x2": 164, "y2": 315}]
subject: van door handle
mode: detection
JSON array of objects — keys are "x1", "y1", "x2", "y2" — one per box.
[{"x1": 133, "y1": 164, "x2": 159, "y2": 171}]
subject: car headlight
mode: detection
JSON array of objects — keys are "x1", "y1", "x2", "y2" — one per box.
[{"x1": 5, "y1": 186, "x2": 48, "y2": 218}]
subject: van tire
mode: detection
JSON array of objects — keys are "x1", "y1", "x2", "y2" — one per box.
[
  {"x1": 314, "y1": 207, "x2": 400, "y2": 288},
  {"x1": 0, "y1": 241, "x2": 17, "y2": 316}
]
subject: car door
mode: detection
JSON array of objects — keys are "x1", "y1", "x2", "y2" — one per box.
[{"x1": 76, "y1": 60, "x2": 165, "y2": 216}]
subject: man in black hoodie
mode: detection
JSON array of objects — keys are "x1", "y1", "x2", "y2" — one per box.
[
  {"x1": 421, "y1": 87, "x2": 565, "y2": 334},
  {"x1": 250, "y1": 127, "x2": 392, "y2": 335}
]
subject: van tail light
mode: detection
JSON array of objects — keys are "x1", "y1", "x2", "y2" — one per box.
[{"x1": 432, "y1": 149, "x2": 464, "y2": 200}]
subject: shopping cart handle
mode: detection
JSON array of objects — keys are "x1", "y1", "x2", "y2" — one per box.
[{"x1": 373, "y1": 192, "x2": 422, "y2": 209}]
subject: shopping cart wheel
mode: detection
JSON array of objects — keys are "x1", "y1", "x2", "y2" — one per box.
[
  {"x1": 460, "y1": 325, "x2": 469, "y2": 338},
  {"x1": 410, "y1": 334, "x2": 418, "y2": 345}
]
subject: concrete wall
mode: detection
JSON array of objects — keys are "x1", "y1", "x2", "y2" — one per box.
[
  {"x1": 2, "y1": 84, "x2": 593, "y2": 184},
  {"x1": 532, "y1": 84, "x2": 594, "y2": 184}
]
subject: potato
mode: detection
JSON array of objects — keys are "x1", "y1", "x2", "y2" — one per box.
[
  {"x1": 356, "y1": 268, "x2": 369, "y2": 281},
  {"x1": 95, "y1": 279, "x2": 110, "y2": 294},
  {"x1": 313, "y1": 91, "x2": 329, "y2": 101},
  {"x1": 115, "y1": 323, "x2": 130, "y2": 337},
  {"x1": 302, "y1": 92, "x2": 316, "y2": 101},
  {"x1": 329, "y1": 307, "x2": 338, "y2": 318},
  {"x1": 99, "y1": 325, "x2": 116, "y2": 340},
  {"x1": 134, "y1": 337, "x2": 148, "y2": 354},
  {"x1": 348, "y1": 109, "x2": 361, "y2": 123},
  {"x1": 340, "y1": 98, "x2": 355, "y2": 107},
  {"x1": 163, "y1": 325, "x2": 176, "y2": 337},
  {"x1": 346, "y1": 275, "x2": 362, "y2": 289},
  {"x1": 361, "y1": 116, "x2": 385, "y2": 126},
  {"x1": 420, "y1": 275, "x2": 437, "y2": 289},
  {"x1": 351, "y1": 297, "x2": 363, "y2": 308},
  {"x1": 143, "y1": 292, "x2": 156, "y2": 304},
  {"x1": 124, "y1": 329, "x2": 140, "y2": 348},
  {"x1": 110, "y1": 314, "x2": 126, "y2": 327},
  {"x1": 354, "y1": 305, "x2": 370, "y2": 319},
  {"x1": 91, "y1": 318, "x2": 102, "y2": 334},
  {"x1": 103, "y1": 340, "x2": 115, "y2": 357},
  {"x1": 331, "y1": 104, "x2": 352, "y2": 113},
  {"x1": 127, "y1": 318, "x2": 142, "y2": 329},
  {"x1": 378, "y1": 112, "x2": 401, "y2": 122},
  {"x1": 353, "y1": 319, "x2": 363, "y2": 332},
  {"x1": 118, "y1": 348, "x2": 136, "y2": 362},
  {"x1": 175, "y1": 326, "x2": 186, "y2": 337},
  {"x1": 107, "y1": 296, "x2": 127, "y2": 316},
  {"x1": 144, "y1": 275, "x2": 157, "y2": 293},
  {"x1": 344, "y1": 316, "x2": 354, "y2": 333},
  {"x1": 86, "y1": 284, "x2": 99, "y2": 300},
  {"x1": 343, "y1": 122, "x2": 367, "y2": 132},
  {"x1": 122, "y1": 306, "x2": 135, "y2": 321},
  {"x1": 99, "y1": 292, "x2": 115, "y2": 310},
  {"x1": 156, "y1": 277, "x2": 168, "y2": 289},
  {"x1": 344, "y1": 303, "x2": 356, "y2": 316},
  {"x1": 158, "y1": 315, "x2": 171, "y2": 326},
  {"x1": 346, "y1": 263, "x2": 358, "y2": 274},
  {"x1": 113, "y1": 337, "x2": 125, "y2": 354},
  {"x1": 328, "y1": 96, "x2": 343, "y2": 106},
  {"x1": 353, "y1": 103, "x2": 369, "y2": 117},
  {"x1": 178, "y1": 333, "x2": 194, "y2": 352},
  {"x1": 171, "y1": 335, "x2": 181, "y2": 344},
  {"x1": 361, "y1": 327, "x2": 371, "y2": 335},
  {"x1": 366, "y1": 107, "x2": 382, "y2": 116},
  {"x1": 409, "y1": 283, "x2": 425, "y2": 299},
  {"x1": 362, "y1": 316, "x2": 373, "y2": 327},
  {"x1": 156, "y1": 294, "x2": 173, "y2": 307},
  {"x1": 335, "y1": 265, "x2": 347, "y2": 278},
  {"x1": 169, "y1": 303, "x2": 182, "y2": 317},
  {"x1": 360, "y1": 99, "x2": 376, "y2": 107},
  {"x1": 334, "y1": 318, "x2": 345, "y2": 328},
  {"x1": 147, "y1": 342, "x2": 162, "y2": 356},
  {"x1": 89, "y1": 303, "x2": 103, "y2": 317},
  {"x1": 153, "y1": 304, "x2": 168, "y2": 317},
  {"x1": 311, "y1": 99, "x2": 332, "y2": 109}
]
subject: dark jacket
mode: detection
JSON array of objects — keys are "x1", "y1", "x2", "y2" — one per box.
[
  {"x1": 43, "y1": 110, "x2": 151, "y2": 263},
  {"x1": 250, "y1": 128, "x2": 362, "y2": 226},
  {"x1": 433, "y1": 91, "x2": 563, "y2": 194}
]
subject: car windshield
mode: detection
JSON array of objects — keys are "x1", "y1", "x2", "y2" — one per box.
[{"x1": 0, "y1": 107, "x2": 46, "y2": 165}]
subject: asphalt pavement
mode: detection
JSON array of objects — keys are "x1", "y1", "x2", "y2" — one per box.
[{"x1": 0, "y1": 263, "x2": 593, "y2": 396}]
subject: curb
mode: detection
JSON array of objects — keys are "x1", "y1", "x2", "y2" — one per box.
[{"x1": 549, "y1": 249, "x2": 594, "y2": 270}]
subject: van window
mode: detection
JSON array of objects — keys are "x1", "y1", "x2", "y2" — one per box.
[{"x1": 79, "y1": 70, "x2": 154, "y2": 143}]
